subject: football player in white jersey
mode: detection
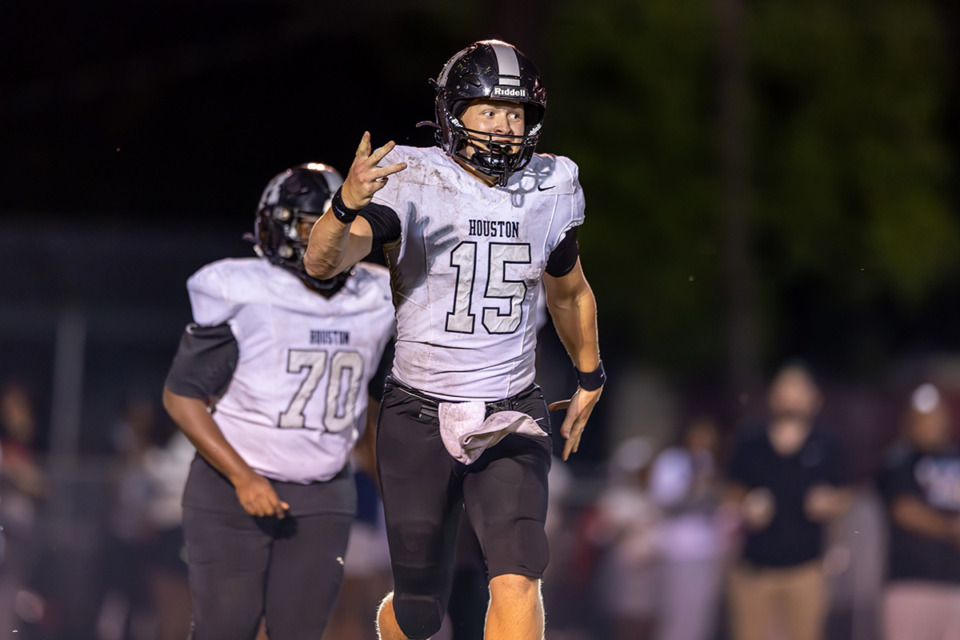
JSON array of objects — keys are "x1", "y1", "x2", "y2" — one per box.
[
  {"x1": 304, "y1": 40, "x2": 603, "y2": 640},
  {"x1": 162, "y1": 163, "x2": 396, "y2": 640}
]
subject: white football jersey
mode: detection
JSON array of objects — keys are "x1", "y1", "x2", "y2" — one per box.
[
  {"x1": 372, "y1": 146, "x2": 585, "y2": 401},
  {"x1": 187, "y1": 258, "x2": 395, "y2": 484}
]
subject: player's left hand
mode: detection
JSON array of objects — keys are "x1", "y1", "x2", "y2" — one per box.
[{"x1": 549, "y1": 386, "x2": 603, "y2": 461}]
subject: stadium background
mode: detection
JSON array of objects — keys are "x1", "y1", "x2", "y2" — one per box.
[{"x1": 2, "y1": 1, "x2": 960, "y2": 638}]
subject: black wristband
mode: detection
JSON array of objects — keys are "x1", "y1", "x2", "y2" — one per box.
[
  {"x1": 331, "y1": 188, "x2": 360, "y2": 224},
  {"x1": 576, "y1": 361, "x2": 606, "y2": 391}
]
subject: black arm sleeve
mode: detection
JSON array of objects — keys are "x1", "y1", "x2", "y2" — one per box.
[
  {"x1": 164, "y1": 323, "x2": 239, "y2": 400},
  {"x1": 545, "y1": 226, "x2": 580, "y2": 277},
  {"x1": 358, "y1": 203, "x2": 402, "y2": 253}
]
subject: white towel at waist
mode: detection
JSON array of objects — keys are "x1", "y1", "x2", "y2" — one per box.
[{"x1": 438, "y1": 401, "x2": 548, "y2": 465}]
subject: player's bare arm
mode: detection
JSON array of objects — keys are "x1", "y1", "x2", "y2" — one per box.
[
  {"x1": 304, "y1": 131, "x2": 406, "y2": 279},
  {"x1": 543, "y1": 259, "x2": 603, "y2": 461},
  {"x1": 162, "y1": 386, "x2": 290, "y2": 518}
]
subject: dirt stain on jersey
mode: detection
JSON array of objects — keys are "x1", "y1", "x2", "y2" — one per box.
[{"x1": 431, "y1": 169, "x2": 458, "y2": 197}]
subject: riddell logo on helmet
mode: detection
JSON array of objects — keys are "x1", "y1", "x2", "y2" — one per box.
[{"x1": 491, "y1": 86, "x2": 527, "y2": 99}]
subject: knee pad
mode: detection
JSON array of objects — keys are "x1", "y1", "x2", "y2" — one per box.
[{"x1": 393, "y1": 593, "x2": 444, "y2": 640}]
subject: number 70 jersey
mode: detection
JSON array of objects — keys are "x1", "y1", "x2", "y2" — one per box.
[
  {"x1": 373, "y1": 146, "x2": 585, "y2": 402},
  {"x1": 186, "y1": 258, "x2": 395, "y2": 483}
]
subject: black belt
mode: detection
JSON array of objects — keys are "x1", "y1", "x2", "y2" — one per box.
[{"x1": 387, "y1": 377, "x2": 536, "y2": 419}]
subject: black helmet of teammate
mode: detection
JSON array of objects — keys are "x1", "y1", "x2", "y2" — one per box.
[
  {"x1": 431, "y1": 39, "x2": 547, "y2": 186},
  {"x1": 253, "y1": 163, "x2": 349, "y2": 294}
]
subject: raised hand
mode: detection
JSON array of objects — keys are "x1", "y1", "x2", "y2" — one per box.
[{"x1": 340, "y1": 131, "x2": 408, "y2": 210}]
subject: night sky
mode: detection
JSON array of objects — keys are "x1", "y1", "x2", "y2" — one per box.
[{"x1": 2, "y1": 2, "x2": 545, "y2": 227}]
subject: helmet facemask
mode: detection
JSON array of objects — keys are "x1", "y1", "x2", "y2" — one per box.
[
  {"x1": 252, "y1": 164, "x2": 349, "y2": 296},
  {"x1": 439, "y1": 106, "x2": 543, "y2": 187}
]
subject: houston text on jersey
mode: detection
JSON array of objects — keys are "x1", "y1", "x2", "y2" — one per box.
[
  {"x1": 468, "y1": 219, "x2": 520, "y2": 238},
  {"x1": 310, "y1": 329, "x2": 350, "y2": 345}
]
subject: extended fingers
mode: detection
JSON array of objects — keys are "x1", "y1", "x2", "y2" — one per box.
[
  {"x1": 369, "y1": 139, "x2": 396, "y2": 163},
  {"x1": 376, "y1": 161, "x2": 407, "y2": 179},
  {"x1": 349, "y1": 135, "x2": 405, "y2": 197},
  {"x1": 357, "y1": 136, "x2": 400, "y2": 170},
  {"x1": 562, "y1": 420, "x2": 586, "y2": 461},
  {"x1": 554, "y1": 388, "x2": 601, "y2": 461},
  {"x1": 355, "y1": 131, "x2": 372, "y2": 159},
  {"x1": 558, "y1": 401, "x2": 589, "y2": 461},
  {"x1": 561, "y1": 406, "x2": 585, "y2": 439},
  {"x1": 562, "y1": 427, "x2": 582, "y2": 460}
]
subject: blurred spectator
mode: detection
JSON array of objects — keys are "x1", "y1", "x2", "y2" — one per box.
[
  {"x1": 876, "y1": 383, "x2": 960, "y2": 640},
  {"x1": 99, "y1": 397, "x2": 193, "y2": 640},
  {"x1": 0, "y1": 380, "x2": 47, "y2": 632},
  {"x1": 0, "y1": 381, "x2": 45, "y2": 498},
  {"x1": 648, "y1": 414, "x2": 731, "y2": 640},
  {"x1": 725, "y1": 363, "x2": 853, "y2": 640},
  {"x1": 589, "y1": 436, "x2": 660, "y2": 640}
]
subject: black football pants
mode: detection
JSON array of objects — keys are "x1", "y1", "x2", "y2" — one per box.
[{"x1": 182, "y1": 465, "x2": 354, "y2": 640}]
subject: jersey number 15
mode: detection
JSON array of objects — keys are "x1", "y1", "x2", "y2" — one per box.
[{"x1": 446, "y1": 241, "x2": 531, "y2": 335}]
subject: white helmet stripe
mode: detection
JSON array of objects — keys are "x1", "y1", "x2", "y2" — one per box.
[{"x1": 491, "y1": 42, "x2": 521, "y2": 86}]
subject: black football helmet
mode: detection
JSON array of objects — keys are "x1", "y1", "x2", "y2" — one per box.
[
  {"x1": 253, "y1": 163, "x2": 349, "y2": 294},
  {"x1": 431, "y1": 39, "x2": 547, "y2": 186}
]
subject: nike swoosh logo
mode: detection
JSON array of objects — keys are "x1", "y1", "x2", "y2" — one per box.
[{"x1": 537, "y1": 185, "x2": 555, "y2": 192}]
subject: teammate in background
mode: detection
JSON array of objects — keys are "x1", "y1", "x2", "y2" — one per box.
[
  {"x1": 162, "y1": 163, "x2": 395, "y2": 640},
  {"x1": 725, "y1": 363, "x2": 852, "y2": 640},
  {"x1": 304, "y1": 39, "x2": 603, "y2": 640},
  {"x1": 876, "y1": 383, "x2": 960, "y2": 640}
]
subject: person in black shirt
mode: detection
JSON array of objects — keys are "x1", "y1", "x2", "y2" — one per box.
[
  {"x1": 876, "y1": 383, "x2": 960, "y2": 640},
  {"x1": 725, "y1": 363, "x2": 852, "y2": 640}
]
